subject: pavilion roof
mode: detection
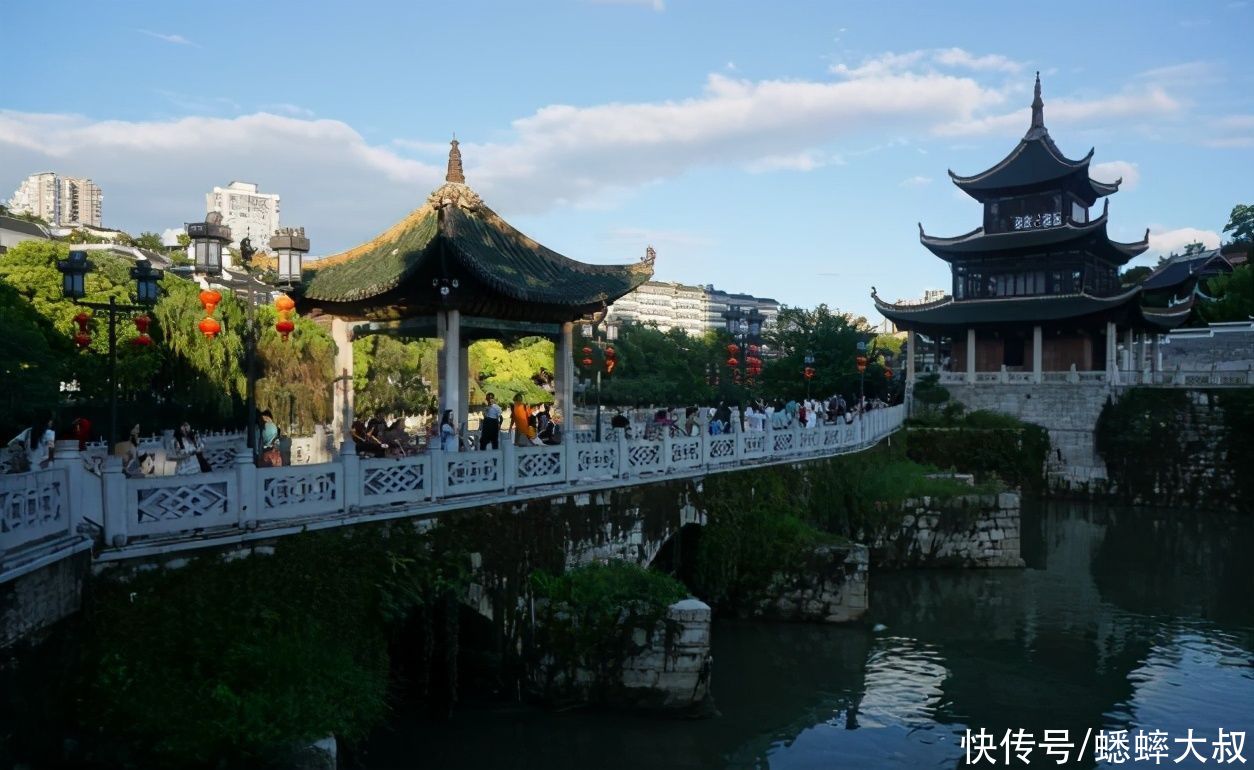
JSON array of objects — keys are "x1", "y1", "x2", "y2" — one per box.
[
  {"x1": 948, "y1": 75, "x2": 1120, "y2": 205},
  {"x1": 1141, "y1": 248, "x2": 1233, "y2": 292},
  {"x1": 871, "y1": 285, "x2": 1190, "y2": 331},
  {"x1": 297, "y1": 141, "x2": 654, "y2": 322},
  {"x1": 919, "y1": 201, "x2": 1150, "y2": 266}
]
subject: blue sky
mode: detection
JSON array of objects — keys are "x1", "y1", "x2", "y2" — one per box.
[{"x1": 3, "y1": 0, "x2": 1252, "y2": 321}]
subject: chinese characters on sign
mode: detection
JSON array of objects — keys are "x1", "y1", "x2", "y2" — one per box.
[
  {"x1": 1012, "y1": 212, "x2": 1063, "y2": 230},
  {"x1": 960, "y1": 727, "x2": 1246, "y2": 765}
]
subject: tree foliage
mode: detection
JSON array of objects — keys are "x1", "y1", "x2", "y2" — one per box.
[
  {"x1": 759, "y1": 304, "x2": 898, "y2": 403},
  {"x1": 1224, "y1": 203, "x2": 1254, "y2": 245},
  {"x1": 1199, "y1": 264, "x2": 1254, "y2": 323}
]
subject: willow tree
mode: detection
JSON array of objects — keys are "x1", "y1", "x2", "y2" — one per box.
[{"x1": 253, "y1": 307, "x2": 336, "y2": 434}]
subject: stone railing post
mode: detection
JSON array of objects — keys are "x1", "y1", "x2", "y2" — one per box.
[
  {"x1": 235, "y1": 448, "x2": 259, "y2": 530},
  {"x1": 50, "y1": 440, "x2": 85, "y2": 538},
  {"x1": 501, "y1": 436, "x2": 517, "y2": 492},
  {"x1": 615, "y1": 427, "x2": 629, "y2": 479},
  {"x1": 698, "y1": 412, "x2": 710, "y2": 469},
  {"x1": 428, "y1": 448, "x2": 445, "y2": 500},
  {"x1": 101, "y1": 456, "x2": 128, "y2": 548},
  {"x1": 340, "y1": 442, "x2": 361, "y2": 511},
  {"x1": 764, "y1": 416, "x2": 775, "y2": 459},
  {"x1": 661, "y1": 429, "x2": 673, "y2": 474}
]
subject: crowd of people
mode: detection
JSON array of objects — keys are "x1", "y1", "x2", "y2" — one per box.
[{"x1": 6, "y1": 389, "x2": 892, "y2": 474}]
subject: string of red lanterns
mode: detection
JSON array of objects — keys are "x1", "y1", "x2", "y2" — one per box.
[
  {"x1": 131, "y1": 314, "x2": 153, "y2": 347},
  {"x1": 274, "y1": 294, "x2": 296, "y2": 341},
  {"x1": 72, "y1": 311, "x2": 91, "y2": 349},
  {"x1": 198, "y1": 289, "x2": 222, "y2": 338}
]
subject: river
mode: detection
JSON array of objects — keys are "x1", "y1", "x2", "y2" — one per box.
[{"x1": 363, "y1": 502, "x2": 1254, "y2": 769}]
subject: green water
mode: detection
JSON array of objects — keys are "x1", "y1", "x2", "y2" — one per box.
[{"x1": 363, "y1": 502, "x2": 1254, "y2": 769}]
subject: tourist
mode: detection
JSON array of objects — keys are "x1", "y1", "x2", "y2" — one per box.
[
  {"x1": 610, "y1": 409, "x2": 631, "y2": 437},
  {"x1": 512, "y1": 393, "x2": 539, "y2": 446},
  {"x1": 170, "y1": 422, "x2": 209, "y2": 475},
  {"x1": 258, "y1": 410, "x2": 283, "y2": 467},
  {"x1": 714, "y1": 401, "x2": 732, "y2": 432},
  {"x1": 27, "y1": 414, "x2": 56, "y2": 470},
  {"x1": 119, "y1": 425, "x2": 153, "y2": 477},
  {"x1": 480, "y1": 393, "x2": 502, "y2": 450},
  {"x1": 439, "y1": 410, "x2": 459, "y2": 452},
  {"x1": 684, "y1": 406, "x2": 700, "y2": 437},
  {"x1": 70, "y1": 416, "x2": 92, "y2": 451}
]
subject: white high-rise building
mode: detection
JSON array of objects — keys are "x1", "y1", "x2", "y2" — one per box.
[
  {"x1": 605, "y1": 280, "x2": 780, "y2": 337},
  {"x1": 206, "y1": 181, "x2": 280, "y2": 251},
  {"x1": 7, "y1": 172, "x2": 103, "y2": 227}
]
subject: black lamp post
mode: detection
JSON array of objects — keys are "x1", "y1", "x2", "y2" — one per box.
[
  {"x1": 57, "y1": 250, "x2": 164, "y2": 447},
  {"x1": 722, "y1": 305, "x2": 764, "y2": 401},
  {"x1": 188, "y1": 214, "x2": 309, "y2": 454}
]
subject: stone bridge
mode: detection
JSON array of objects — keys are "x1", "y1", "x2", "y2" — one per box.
[{"x1": 1, "y1": 406, "x2": 904, "y2": 646}]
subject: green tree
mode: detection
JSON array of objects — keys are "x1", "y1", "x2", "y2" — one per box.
[
  {"x1": 1199, "y1": 264, "x2": 1254, "y2": 322},
  {"x1": 0, "y1": 282, "x2": 68, "y2": 434},
  {"x1": 254, "y1": 307, "x2": 337, "y2": 434},
  {"x1": 353, "y1": 335, "x2": 439, "y2": 418},
  {"x1": 593, "y1": 324, "x2": 715, "y2": 406},
  {"x1": 1223, "y1": 203, "x2": 1254, "y2": 245},
  {"x1": 133, "y1": 231, "x2": 165, "y2": 251},
  {"x1": 760, "y1": 304, "x2": 892, "y2": 403}
]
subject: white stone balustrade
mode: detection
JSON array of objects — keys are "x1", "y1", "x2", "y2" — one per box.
[{"x1": 1, "y1": 407, "x2": 905, "y2": 577}]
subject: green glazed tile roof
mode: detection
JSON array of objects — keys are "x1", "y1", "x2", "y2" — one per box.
[{"x1": 301, "y1": 183, "x2": 653, "y2": 308}]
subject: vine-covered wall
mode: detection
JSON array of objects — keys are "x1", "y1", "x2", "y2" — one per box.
[{"x1": 1095, "y1": 388, "x2": 1252, "y2": 513}]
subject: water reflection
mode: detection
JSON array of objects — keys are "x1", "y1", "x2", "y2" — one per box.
[{"x1": 364, "y1": 503, "x2": 1254, "y2": 769}]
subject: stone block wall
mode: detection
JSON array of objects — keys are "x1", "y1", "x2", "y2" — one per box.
[
  {"x1": 1161, "y1": 326, "x2": 1254, "y2": 371},
  {"x1": 1, "y1": 551, "x2": 89, "y2": 648},
  {"x1": 875, "y1": 492, "x2": 1024, "y2": 569},
  {"x1": 619, "y1": 598, "x2": 712, "y2": 710},
  {"x1": 943, "y1": 383, "x2": 1111, "y2": 489},
  {"x1": 751, "y1": 544, "x2": 869, "y2": 623}
]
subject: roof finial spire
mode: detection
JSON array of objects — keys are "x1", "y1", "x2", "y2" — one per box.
[
  {"x1": 1029, "y1": 71, "x2": 1045, "y2": 134},
  {"x1": 446, "y1": 136, "x2": 466, "y2": 184}
]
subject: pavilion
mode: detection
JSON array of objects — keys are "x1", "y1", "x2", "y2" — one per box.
[
  {"x1": 875, "y1": 74, "x2": 1195, "y2": 385},
  {"x1": 295, "y1": 139, "x2": 655, "y2": 444}
]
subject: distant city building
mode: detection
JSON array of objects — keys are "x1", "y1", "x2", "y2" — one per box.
[
  {"x1": 7, "y1": 172, "x2": 103, "y2": 227},
  {"x1": 606, "y1": 280, "x2": 779, "y2": 336},
  {"x1": 206, "y1": 181, "x2": 280, "y2": 251}
]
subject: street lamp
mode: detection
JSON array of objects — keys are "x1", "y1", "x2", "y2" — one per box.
[
  {"x1": 581, "y1": 310, "x2": 618, "y2": 441},
  {"x1": 186, "y1": 212, "x2": 232, "y2": 276},
  {"x1": 722, "y1": 305, "x2": 764, "y2": 397},
  {"x1": 191, "y1": 214, "x2": 310, "y2": 454},
  {"x1": 56, "y1": 251, "x2": 164, "y2": 447},
  {"x1": 270, "y1": 227, "x2": 310, "y2": 287}
]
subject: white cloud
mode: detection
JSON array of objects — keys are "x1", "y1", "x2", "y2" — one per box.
[
  {"x1": 1205, "y1": 114, "x2": 1254, "y2": 147},
  {"x1": 605, "y1": 227, "x2": 714, "y2": 249},
  {"x1": 261, "y1": 103, "x2": 315, "y2": 118},
  {"x1": 934, "y1": 86, "x2": 1181, "y2": 136},
  {"x1": 1135, "y1": 61, "x2": 1218, "y2": 85},
  {"x1": 932, "y1": 48, "x2": 1022, "y2": 73},
  {"x1": 899, "y1": 175, "x2": 933, "y2": 188},
  {"x1": 0, "y1": 110, "x2": 439, "y2": 254},
  {"x1": 1145, "y1": 226, "x2": 1221, "y2": 259},
  {"x1": 1091, "y1": 160, "x2": 1141, "y2": 191},
  {"x1": 161, "y1": 227, "x2": 185, "y2": 247},
  {"x1": 138, "y1": 29, "x2": 196, "y2": 46},
  {"x1": 832, "y1": 47, "x2": 1022, "y2": 79},
  {"x1": 744, "y1": 151, "x2": 834, "y2": 173}
]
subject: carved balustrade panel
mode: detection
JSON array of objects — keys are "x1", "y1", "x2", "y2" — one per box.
[
  {"x1": 443, "y1": 453, "x2": 504, "y2": 496},
  {"x1": 515, "y1": 447, "x2": 565, "y2": 487},
  {"x1": 626, "y1": 441, "x2": 663, "y2": 474},
  {"x1": 707, "y1": 435, "x2": 736, "y2": 463},
  {"x1": 740, "y1": 433, "x2": 767, "y2": 458},
  {"x1": 572, "y1": 443, "x2": 617, "y2": 481},
  {"x1": 131, "y1": 472, "x2": 237, "y2": 537},
  {"x1": 259, "y1": 467, "x2": 340, "y2": 519},
  {"x1": 0, "y1": 469, "x2": 69, "y2": 553},
  {"x1": 361, "y1": 458, "x2": 428, "y2": 506},
  {"x1": 669, "y1": 436, "x2": 702, "y2": 470}
]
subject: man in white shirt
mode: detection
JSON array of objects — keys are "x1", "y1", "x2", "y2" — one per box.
[{"x1": 479, "y1": 393, "x2": 503, "y2": 449}]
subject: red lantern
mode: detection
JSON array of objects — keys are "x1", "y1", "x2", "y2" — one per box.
[
  {"x1": 131, "y1": 314, "x2": 152, "y2": 347},
  {"x1": 727, "y1": 343, "x2": 740, "y2": 356},
  {"x1": 198, "y1": 289, "x2": 222, "y2": 315},
  {"x1": 198, "y1": 317, "x2": 221, "y2": 338},
  {"x1": 856, "y1": 355, "x2": 868, "y2": 373},
  {"x1": 804, "y1": 367, "x2": 815, "y2": 380},
  {"x1": 726, "y1": 357, "x2": 739, "y2": 367},
  {"x1": 748, "y1": 344, "x2": 760, "y2": 356},
  {"x1": 582, "y1": 346, "x2": 593, "y2": 356},
  {"x1": 582, "y1": 357, "x2": 594, "y2": 367},
  {"x1": 604, "y1": 347, "x2": 616, "y2": 359},
  {"x1": 274, "y1": 294, "x2": 296, "y2": 313},
  {"x1": 74, "y1": 332, "x2": 91, "y2": 348},
  {"x1": 276, "y1": 319, "x2": 296, "y2": 341},
  {"x1": 72, "y1": 311, "x2": 91, "y2": 347},
  {"x1": 884, "y1": 368, "x2": 894, "y2": 380}
]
